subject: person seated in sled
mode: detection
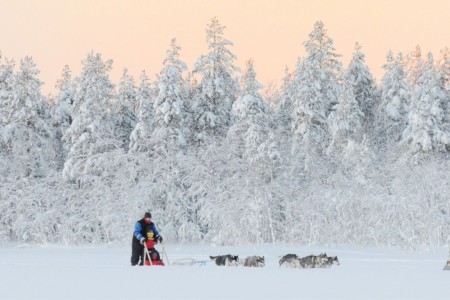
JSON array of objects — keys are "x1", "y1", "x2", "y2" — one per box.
[{"x1": 131, "y1": 211, "x2": 164, "y2": 266}]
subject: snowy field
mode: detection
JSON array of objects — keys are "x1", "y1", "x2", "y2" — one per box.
[{"x1": 0, "y1": 244, "x2": 449, "y2": 300}]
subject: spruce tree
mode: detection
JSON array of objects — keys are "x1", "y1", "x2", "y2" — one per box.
[
  {"x1": 439, "y1": 47, "x2": 450, "y2": 88},
  {"x1": 63, "y1": 52, "x2": 119, "y2": 182},
  {"x1": 52, "y1": 65, "x2": 76, "y2": 170},
  {"x1": 226, "y1": 60, "x2": 280, "y2": 243},
  {"x1": 150, "y1": 38, "x2": 190, "y2": 156},
  {"x1": 275, "y1": 66, "x2": 294, "y2": 129},
  {"x1": 439, "y1": 47, "x2": 450, "y2": 129},
  {"x1": 406, "y1": 45, "x2": 425, "y2": 88},
  {"x1": 129, "y1": 70, "x2": 154, "y2": 154},
  {"x1": 345, "y1": 43, "x2": 377, "y2": 132},
  {"x1": 377, "y1": 51, "x2": 410, "y2": 145},
  {"x1": 3, "y1": 56, "x2": 55, "y2": 178},
  {"x1": 402, "y1": 53, "x2": 450, "y2": 157},
  {"x1": 115, "y1": 69, "x2": 137, "y2": 152},
  {"x1": 229, "y1": 59, "x2": 278, "y2": 166},
  {"x1": 291, "y1": 21, "x2": 342, "y2": 155},
  {"x1": 54, "y1": 65, "x2": 75, "y2": 134},
  {"x1": 328, "y1": 81, "x2": 364, "y2": 155},
  {"x1": 0, "y1": 54, "x2": 15, "y2": 127},
  {"x1": 192, "y1": 17, "x2": 240, "y2": 145}
]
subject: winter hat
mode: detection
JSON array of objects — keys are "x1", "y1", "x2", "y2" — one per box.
[{"x1": 144, "y1": 212, "x2": 152, "y2": 218}]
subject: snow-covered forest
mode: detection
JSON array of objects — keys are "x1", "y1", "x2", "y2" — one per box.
[{"x1": 1, "y1": 19, "x2": 449, "y2": 248}]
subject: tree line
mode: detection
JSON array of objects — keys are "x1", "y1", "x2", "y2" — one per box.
[{"x1": 1, "y1": 19, "x2": 449, "y2": 247}]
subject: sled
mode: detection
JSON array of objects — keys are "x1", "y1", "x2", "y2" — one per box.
[{"x1": 143, "y1": 241, "x2": 165, "y2": 266}]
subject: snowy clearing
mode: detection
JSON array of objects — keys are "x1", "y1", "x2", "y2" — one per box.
[{"x1": 0, "y1": 245, "x2": 449, "y2": 299}]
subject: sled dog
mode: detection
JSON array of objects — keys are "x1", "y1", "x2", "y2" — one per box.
[
  {"x1": 279, "y1": 254, "x2": 303, "y2": 268},
  {"x1": 324, "y1": 256, "x2": 340, "y2": 267},
  {"x1": 243, "y1": 256, "x2": 265, "y2": 267},
  {"x1": 279, "y1": 253, "x2": 335, "y2": 268},
  {"x1": 210, "y1": 255, "x2": 239, "y2": 266},
  {"x1": 302, "y1": 253, "x2": 328, "y2": 268}
]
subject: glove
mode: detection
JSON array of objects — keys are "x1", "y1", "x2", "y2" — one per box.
[
  {"x1": 157, "y1": 236, "x2": 163, "y2": 243},
  {"x1": 140, "y1": 238, "x2": 146, "y2": 245}
]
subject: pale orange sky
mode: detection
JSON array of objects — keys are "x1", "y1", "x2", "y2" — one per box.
[{"x1": 1, "y1": 0, "x2": 449, "y2": 95}]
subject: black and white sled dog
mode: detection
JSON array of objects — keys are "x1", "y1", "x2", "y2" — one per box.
[
  {"x1": 242, "y1": 256, "x2": 265, "y2": 267},
  {"x1": 279, "y1": 254, "x2": 304, "y2": 268},
  {"x1": 210, "y1": 255, "x2": 239, "y2": 266},
  {"x1": 302, "y1": 253, "x2": 328, "y2": 268},
  {"x1": 324, "y1": 256, "x2": 340, "y2": 267},
  {"x1": 279, "y1": 253, "x2": 339, "y2": 268}
]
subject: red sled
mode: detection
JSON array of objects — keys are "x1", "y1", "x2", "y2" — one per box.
[
  {"x1": 145, "y1": 259, "x2": 165, "y2": 266},
  {"x1": 144, "y1": 240, "x2": 165, "y2": 266}
]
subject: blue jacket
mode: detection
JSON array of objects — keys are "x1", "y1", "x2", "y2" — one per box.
[{"x1": 134, "y1": 220, "x2": 160, "y2": 241}]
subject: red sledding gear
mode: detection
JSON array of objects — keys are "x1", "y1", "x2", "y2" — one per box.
[{"x1": 144, "y1": 238, "x2": 165, "y2": 266}]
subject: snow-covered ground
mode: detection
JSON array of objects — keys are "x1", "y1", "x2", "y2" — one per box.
[{"x1": 0, "y1": 244, "x2": 449, "y2": 299}]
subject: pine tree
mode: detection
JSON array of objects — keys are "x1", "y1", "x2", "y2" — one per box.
[
  {"x1": 328, "y1": 81, "x2": 365, "y2": 155},
  {"x1": 377, "y1": 51, "x2": 410, "y2": 145},
  {"x1": 291, "y1": 21, "x2": 342, "y2": 155},
  {"x1": 439, "y1": 47, "x2": 450, "y2": 88},
  {"x1": 276, "y1": 66, "x2": 294, "y2": 129},
  {"x1": 150, "y1": 38, "x2": 190, "y2": 156},
  {"x1": 0, "y1": 54, "x2": 15, "y2": 132},
  {"x1": 183, "y1": 71, "x2": 197, "y2": 143},
  {"x1": 224, "y1": 61, "x2": 280, "y2": 243},
  {"x1": 144, "y1": 40, "x2": 194, "y2": 243},
  {"x1": 3, "y1": 56, "x2": 55, "y2": 178},
  {"x1": 52, "y1": 65, "x2": 76, "y2": 169},
  {"x1": 0, "y1": 53, "x2": 15, "y2": 179},
  {"x1": 402, "y1": 53, "x2": 450, "y2": 157},
  {"x1": 53, "y1": 65, "x2": 75, "y2": 134},
  {"x1": 192, "y1": 17, "x2": 240, "y2": 145},
  {"x1": 63, "y1": 52, "x2": 119, "y2": 182},
  {"x1": 228, "y1": 59, "x2": 278, "y2": 166},
  {"x1": 129, "y1": 70, "x2": 154, "y2": 154},
  {"x1": 439, "y1": 47, "x2": 450, "y2": 128},
  {"x1": 406, "y1": 45, "x2": 425, "y2": 88},
  {"x1": 345, "y1": 43, "x2": 377, "y2": 132},
  {"x1": 115, "y1": 69, "x2": 137, "y2": 152},
  {"x1": 273, "y1": 66, "x2": 295, "y2": 156}
]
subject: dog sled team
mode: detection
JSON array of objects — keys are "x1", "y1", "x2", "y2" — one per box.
[
  {"x1": 210, "y1": 255, "x2": 266, "y2": 267},
  {"x1": 209, "y1": 253, "x2": 339, "y2": 268},
  {"x1": 131, "y1": 211, "x2": 339, "y2": 268},
  {"x1": 278, "y1": 253, "x2": 340, "y2": 268}
]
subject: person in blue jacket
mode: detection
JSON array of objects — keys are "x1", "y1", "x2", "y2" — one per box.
[{"x1": 131, "y1": 211, "x2": 163, "y2": 266}]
